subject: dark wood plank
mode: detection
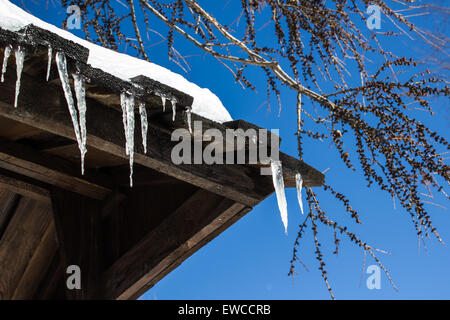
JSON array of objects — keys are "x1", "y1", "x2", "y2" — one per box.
[
  {"x1": 0, "y1": 188, "x2": 20, "y2": 240},
  {"x1": 0, "y1": 169, "x2": 50, "y2": 203},
  {"x1": 43, "y1": 143, "x2": 127, "y2": 168},
  {"x1": 12, "y1": 221, "x2": 58, "y2": 299},
  {"x1": 33, "y1": 250, "x2": 66, "y2": 300},
  {"x1": 101, "y1": 189, "x2": 246, "y2": 299},
  {"x1": 0, "y1": 139, "x2": 112, "y2": 200},
  {"x1": 101, "y1": 182, "x2": 198, "y2": 268},
  {"x1": 0, "y1": 198, "x2": 52, "y2": 299},
  {"x1": 51, "y1": 188, "x2": 103, "y2": 299},
  {"x1": 0, "y1": 117, "x2": 43, "y2": 141},
  {"x1": 0, "y1": 69, "x2": 324, "y2": 206},
  {"x1": 129, "y1": 204, "x2": 251, "y2": 300}
]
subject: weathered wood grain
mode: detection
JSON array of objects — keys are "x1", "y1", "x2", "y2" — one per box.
[
  {"x1": 0, "y1": 69, "x2": 277, "y2": 206},
  {"x1": 0, "y1": 169, "x2": 50, "y2": 203},
  {"x1": 0, "y1": 139, "x2": 112, "y2": 200},
  {"x1": 0, "y1": 188, "x2": 20, "y2": 240},
  {"x1": 0, "y1": 198, "x2": 52, "y2": 299},
  {"x1": 51, "y1": 188, "x2": 103, "y2": 299},
  {"x1": 12, "y1": 221, "x2": 58, "y2": 299},
  {"x1": 102, "y1": 189, "x2": 246, "y2": 299}
]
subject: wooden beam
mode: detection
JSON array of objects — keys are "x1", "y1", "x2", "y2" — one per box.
[
  {"x1": 0, "y1": 188, "x2": 20, "y2": 240},
  {"x1": 111, "y1": 165, "x2": 184, "y2": 187},
  {"x1": 0, "y1": 70, "x2": 288, "y2": 206},
  {"x1": 101, "y1": 189, "x2": 247, "y2": 299},
  {"x1": 0, "y1": 198, "x2": 52, "y2": 299},
  {"x1": 0, "y1": 168, "x2": 50, "y2": 203},
  {"x1": 51, "y1": 188, "x2": 103, "y2": 299},
  {"x1": 128, "y1": 204, "x2": 251, "y2": 300},
  {"x1": 0, "y1": 139, "x2": 112, "y2": 200},
  {"x1": 155, "y1": 113, "x2": 325, "y2": 187},
  {"x1": 33, "y1": 251, "x2": 66, "y2": 300},
  {"x1": 101, "y1": 191, "x2": 127, "y2": 219},
  {"x1": 12, "y1": 221, "x2": 58, "y2": 299}
]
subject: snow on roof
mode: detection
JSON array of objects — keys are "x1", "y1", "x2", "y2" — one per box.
[{"x1": 0, "y1": 0, "x2": 232, "y2": 123}]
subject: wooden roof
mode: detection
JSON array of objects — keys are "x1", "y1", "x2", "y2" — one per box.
[{"x1": 0, "y1": 25, "x2": 324, "y2": 299}]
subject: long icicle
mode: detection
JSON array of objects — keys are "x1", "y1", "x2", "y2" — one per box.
[
  {"x1": 121, "y1": 92, "x2": 135, "y2": 187},
  {"x1": 171, "y1": 99, "x2": 177, "y2": 121},
  {"x1": 126, "y1": 94, "x2": 135, "y2": 187},
  {"x1": 1, "y1": 46, "x2": 11, "y2": 82},
  {"x1": 271, "y1": 159, "x2": 288, "y2": 234},
  {"x1": 161, "y1": 95, "x2": 166, "y2": 112},
  {"x1": 55, "y1": 51, "x2": 83, "y2": 158},
  {"x1": 295, "y1": 172, "x2": 304, "y2": 215},
  {"x1": 139, "y1": 102, "x2": 148, "y2": 153},
  {"x1": 185, "y1": 107, "x2": 192, "y2": 134},
  {"x1": 46, "y1": 46, "x2": 52, "y2": 81},
  {"x1": 14, "y1": 46, "x2": 25, "y2": 108},
  {"x1": 72, "y1": 73, "x2": 87, "y2": 175},
  {"x1": 120, "y1": 92, "x2": 129, "y2": 155}
]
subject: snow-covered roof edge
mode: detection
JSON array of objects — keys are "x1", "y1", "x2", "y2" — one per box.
[{"x1": 0, "y1": 0, "x2": 232, "y2": 123}]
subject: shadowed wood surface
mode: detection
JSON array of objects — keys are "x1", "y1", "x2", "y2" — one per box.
[
  {"x1": 0, "y1": 24, "x2": 324, "y2": 300},
  {"x1": 0, "y1": 198, "x2": 52, "y2": 299},
  {"x1": 102, "y1": 189, "x2": 248, "y2": 299}
]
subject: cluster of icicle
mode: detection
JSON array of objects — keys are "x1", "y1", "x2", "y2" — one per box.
[
  {"x1": 1, "y1": 45, "x2": 25, "y2": 109},
  {"x1": 1, "y1": 45, "x2": 88, "y2": 173},
  {"x1": 270, "y1": 159, "x2": 304, "y2": 234},
  {"x1": 1, "y1": 44, "x2": 195, "y2": 187},
  {"x1": 2, "y1": 44, "x2": 300, "y2": 234},
  {"x1": 55, "y1": 51, "x2": 87, "y2": 175},
  {"x1": 118, "y1": 89, "x2": 192, "y2": 186},
  {"x1": 154, "y1": 91, "x2": 179, "y2": 122}
]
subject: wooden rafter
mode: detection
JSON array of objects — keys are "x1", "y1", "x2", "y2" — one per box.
[{"x1": 102, "y1": 189, "x2": 248, "y2": 299}]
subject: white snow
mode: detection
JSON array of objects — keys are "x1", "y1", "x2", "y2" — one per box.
[
  {"x1": 0, "y1": 0, "x2": 233, "y2": 123},
  {"x1": 295, "y1": 172, "x2": 304, "y2": 215},
  {"x1": 1, "y1": 45, "x2": 11, "y2": 82},
  {"x1": 14, "y1": 46, "x2": 25, "y2": 108},
  {"x1": 270, "y1": 159, "x2": 288, "y2": 234}
]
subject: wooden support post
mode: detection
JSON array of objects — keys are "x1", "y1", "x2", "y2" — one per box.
[
  {"x1": 102, "y1": 189, "x2": 248, "y2": 299},
  {"x1": 12, "y1": 221, "x2": 58, "y2": 299},
  {"x1": 50, "y1": 188, "x2": 103, "y2": 299},
  {"x1": 0, "y1": 198, "x2": 52, "y2": 299}
]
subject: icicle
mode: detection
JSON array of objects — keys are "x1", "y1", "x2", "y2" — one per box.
[
  {"x1": 185, "y1": 107, "x2": 192, "y2": 134},
  {"x1": 120, "y1": 92, "x2": 135, "y2": 187},
  {"x1": 55, "y1": 51, "x2": 83, "y2": 159},
  {"x1": 295, "y1": 172, "x2": 304, "y2": 215},
  {"x1": 14, "y1": 46, "x2": 25, "y2": 108},
  {"x1": 270, "y1": 159, "x2": 288, "y2": 234},
  {"x1": 170, "y1": 99, "x2": 177, "y2": 121},
  {"x1": 127, "y1": 95, "x2": 135, "y2": 187},
  {"x1": 120, "y1": 92, "x2": 129, "y2": 155},
  {"x1": 161, "y1": 95, "x2": 166, "y2": 112},
  {"x1": 55, "y1": 52, "x2": 87, "y2": 174},
  {"x1": 72, "y1": 73, "x2": 87, "y2": 175},
  {"x1": 139, "y1": 102, "x2": 148, "y2": 153},
  {"x1": 1, "y1": 46, "x2": 11, "y2": 83},
  {"x1": 46, "y1": 46, "x2": 52, "y2": 81}
]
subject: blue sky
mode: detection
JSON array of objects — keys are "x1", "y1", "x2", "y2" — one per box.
[{"x1": 12, "y1": 0, "x2": 450, "y2": 299}]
